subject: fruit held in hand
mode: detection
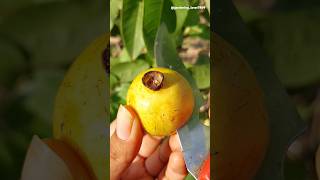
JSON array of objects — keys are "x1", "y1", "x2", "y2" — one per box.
[{"x1": 127, "y1": 67, "x2": 194, "y2": 136}]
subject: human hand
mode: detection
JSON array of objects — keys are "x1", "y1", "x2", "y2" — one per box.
[{"x1": 110, "y1": 105, "x2": 188, "y2": 180}]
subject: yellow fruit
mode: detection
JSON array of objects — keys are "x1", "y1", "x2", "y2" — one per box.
[
  {"x1": 212, "y1": 33, "x2": 269, "y2": 179},
  {"x1": 127, "y1": 67, "x2": 194, "y2": 136},
  {"x1": 53, "y1": 34, "x2": 108, "y2": 180}
]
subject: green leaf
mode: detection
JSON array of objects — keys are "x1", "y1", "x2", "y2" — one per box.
[
  {"x1": 189, "y1": 0, "x2": 199, "y2": 6},
  {"x1": 160, "y1": 0, "x2": 176, "y2": 33},
  {"x1": 143, "y1": 0, "x2": 164, "y2": 56},
  {"x1": 110, "y1": 96, "x2": 120, "y2": 121},
  {"x1": 114, "y1": 83, "x2": 130, "y2": 100},
  {"x1": 111, "y1": 59, "x2": 149, "y2": 83},
  {"x1": 121, "y1": 0, "x2": 145, "y2": 59},
  {"x1": 155, "y1": 22, "x2": 203, "y2": 118},
  {"x1": 110, "y1": 48, "x2": 131, "y2": 67},
  {"x1": 143, "y1": 0, "x2": 179, "y2": 56},
  {"x1": 110, "y1": 0, "x2": 122, "y2": 30},
  {"x1": 110, "y1": 73, "x2": 119, "y2": 89},
  {"x1": 110, "y1": 86, "x2": 128, "y2": 121},
  {"x1": 189, "y1": 63, "x2": 210, "y2": 89},
  {"x1": 184, "y1": 9, "x2": 199, "y2": 27},
  {"x1": 171, "y1": 0, "x2": 189, "y2": 35}
]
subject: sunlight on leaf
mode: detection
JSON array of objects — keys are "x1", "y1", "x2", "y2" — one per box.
[{"x1": 121, "y1": 0, "x2": 145, "y2": 59}]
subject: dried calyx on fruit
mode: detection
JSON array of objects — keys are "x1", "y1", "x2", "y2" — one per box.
[{"x1": 142, "y1": 71, "x2": 164, "y2": 91}]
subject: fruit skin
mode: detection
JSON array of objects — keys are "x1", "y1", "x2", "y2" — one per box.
[
  {"x1": 127, "y1": 67, "x2": 194, "y2": 136},
  {"x1": 44, "y1": 139, "x2": 95, "y2": 180},
  {"x1": 212, "y1": 33, "x2": 269, "y2": 179},
  {"x1": 21, "y1": 136, "x2": 74, "y2": 180},
  {"x1": 53, "y1": 34, "x2": 108, "y2": 180}
]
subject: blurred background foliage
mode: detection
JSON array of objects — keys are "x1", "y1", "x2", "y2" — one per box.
[
  {"x1": 234, "y1": 0, "x2": 320, "y2": 179},
  {"x1": 0, "y1": 0, "x2": 106, "y2": 178}
]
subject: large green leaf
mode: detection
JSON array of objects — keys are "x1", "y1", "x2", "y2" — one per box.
[
  {"x1": 184, "y1": 9, "x2": 199, "y2": 27},
  {"x1": 143, "y1": 0, "x2": 164, "y2": 56},
  {"x1": 121, "y1": 0, "x2": 145, "y2": 59},
  {"x1": 143, "y1": 0, "x2": 188, "y2": 56},
  {"x1": 171, "y1": 0, "x2": 189, "y2": 35}
]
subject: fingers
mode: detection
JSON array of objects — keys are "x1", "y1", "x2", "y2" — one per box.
[
  {"x1": 110, "y1": 105, "x2": 144, "y2": 180},
  {"x1": 138, "y1": 135, "x2": 162, "y2": 158},
  {"x1": 157, "y1": 133, "x2": 187, "y2": 180},
  {"x1": 169, "y1": 133, "x2": 182, "y2": 152},
  {"x1": 121, "y1": 156, "x2": 152, "y2": 180},
  {"x1": 145, "y1": 138, "x2": 171, "y2": 176},
  {"x1": 158, "y1": 151, "x2": 187, "y2": 180}
]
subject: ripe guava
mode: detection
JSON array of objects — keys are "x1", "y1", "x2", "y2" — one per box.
[{"x1": 127, "y1": 67, "x2": 194, "y2": 136}]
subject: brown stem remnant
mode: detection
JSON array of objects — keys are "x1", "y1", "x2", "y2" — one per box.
[{"x1": 142, "y1": 71, "x2": 164, "y2": 91}]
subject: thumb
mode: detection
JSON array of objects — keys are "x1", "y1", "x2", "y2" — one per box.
[{"x1": 110, "y1": 105, "x2": 143, "y2": 180}]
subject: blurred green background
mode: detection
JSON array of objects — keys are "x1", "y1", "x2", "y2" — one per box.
[
  {"x1": 235, "y1": 0, "x2": 320, "y2": 126},
  {"x1": 0, "y1": 0, "x2": 106, "y2": 179},
  {"x1": 234, "y1": 0, "x2": 320, "y2": 179}
]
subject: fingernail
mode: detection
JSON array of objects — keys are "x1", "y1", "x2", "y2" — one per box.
[{"x1": 116, "y1": 105, "x2": 134, "y2": 141}]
